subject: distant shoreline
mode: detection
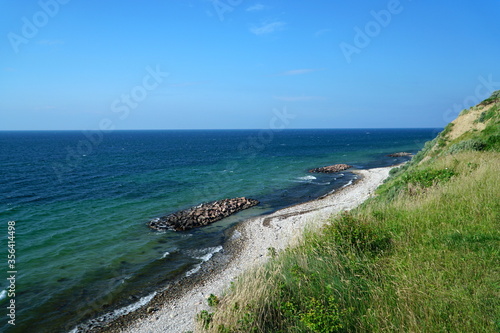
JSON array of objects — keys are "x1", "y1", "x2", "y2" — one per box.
[{"x1": 90, "y1": 165, "x2": 394, "y2": 333}]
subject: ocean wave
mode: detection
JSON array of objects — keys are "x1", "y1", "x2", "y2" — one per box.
[
  {"x1": 69, "y1": 292, "x2": 157, "y2": 333},
  {"x1": 341, "y1": 178, "x2": 355, "y2": 188},
  {"x1": 185, "y1": 265, "x2": 201, "y2": 277},
  {"x1": 298, "y1": 175, "x2": 316, "y2": 181},
  {"x1": 0, "y1": 290, "x2": 6, "y2": 301},
  {"x1": 196, "y1": 245, "x2": 223, "y2": 261},
  {"x1": 185, "y1": 245, "x2": 223, "y2": 277},
  {"x1": 294, "y1": 175, "x2": 317, "y2": 183}
]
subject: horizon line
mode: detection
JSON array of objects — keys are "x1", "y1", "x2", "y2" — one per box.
[{"x1": 0, "y1": 127, "x2": 443, "y2": 132}]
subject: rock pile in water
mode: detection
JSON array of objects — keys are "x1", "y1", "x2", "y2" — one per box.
[
  {"x1": 387, "y1": 152, "x2": 412, "y2": 157},
  {"x1": 309, "y1": 164, "x2": 352, "y2": 173},
  {"x1": 148, "y1": 197, "x2": 259, "y2": 231}
]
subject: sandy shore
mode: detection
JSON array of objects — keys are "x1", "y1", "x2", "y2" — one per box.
[{"x1": 104, "y1": 166, "x2": 393, "y2": 333}]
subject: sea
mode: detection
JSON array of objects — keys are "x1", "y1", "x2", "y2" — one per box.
[{"x1": 0, "y1": 128, "x2": 439, "y2": 332}]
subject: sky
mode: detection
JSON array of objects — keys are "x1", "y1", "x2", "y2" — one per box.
[{"x1": 1, "y1": 0, "x2": 500, "y2": 130}]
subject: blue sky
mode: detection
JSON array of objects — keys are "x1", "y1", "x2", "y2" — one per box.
[{"x1": 1, "y1": 0, "x2": 500, "y2": 130}]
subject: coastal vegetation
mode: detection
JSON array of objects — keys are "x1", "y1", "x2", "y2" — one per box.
[{"x1": 197, "y1": 91, "x2": 500, "y2": 332}]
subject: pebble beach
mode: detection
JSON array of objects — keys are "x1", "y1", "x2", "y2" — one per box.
[{"x1": 100, "y1": 166, "x2": 393, "y2": 333}]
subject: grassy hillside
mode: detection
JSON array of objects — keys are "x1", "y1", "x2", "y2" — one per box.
[{"x1": 197, "y1": 92, "x2": 500, "y2": 333}]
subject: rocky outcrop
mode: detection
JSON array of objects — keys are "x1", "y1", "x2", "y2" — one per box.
[
  {"x1": 149, "y1": 197, "x2": 259, "y2": 231},
  {"x1": 309, "y1": 164, "x2": 352, "y2": 173},
  {"x1": 387, "y1": 152, "x2": 412, "y2": 157}
]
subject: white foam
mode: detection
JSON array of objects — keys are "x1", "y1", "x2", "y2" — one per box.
[
  {"x1": 298, "y1": 175, "x2": 316, "y2": 181},
  {"x1": 109, "y1": 292, "x2": 156, "y2": 317},
  {"x1": 0, "y1": 290, "x2": 6, "y2": 301},
  {"x1": 69, "y1": 292, "x2": 157, "y2": 332},
  {"x1": 342, "y1": 179, "x2": 354, "y2": 188},
  {"x1": 185, "y1": 265, "x2": 201, "y2": 277},
  {"x1": 185, "y1": 245, "x2": 223, "y2": 277},
  {"x1": 161, "y1": 251, "x2": 170, "y2": 259},
  {"x1": 195, "y1": 245, "x2": 223, "y2": 261}
]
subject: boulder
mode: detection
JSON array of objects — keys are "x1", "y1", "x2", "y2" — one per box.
[
  {"x1": 149, "y1": 197, "x2": 259, "y2": 231},
  {"x1": 309, "y1": 164, "x2": 352, "y2": 173}
]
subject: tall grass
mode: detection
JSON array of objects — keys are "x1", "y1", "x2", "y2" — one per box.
[
  {"x1": 363, "y1": 152, "x2": 499, "y2": 332},
  {"x1": 199, "y1": 151, "x2": 499, "y2": 332}
]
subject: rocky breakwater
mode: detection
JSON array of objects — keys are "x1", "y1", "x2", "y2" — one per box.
[
  {"x1": 308, "y1": 164, "x2": 352, "y2": 173},
  {"x1": 149, "y1": 197, "x2": 259, "y2": 231},
  {"x1": 387, "y1": 152, "x2": 412, "y2": 157}
]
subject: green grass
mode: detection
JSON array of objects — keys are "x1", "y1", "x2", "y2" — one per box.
[
  {"x1": 198, "y1": 94, "x2": 500, "y2": 333},
  {"x1": 377, "y1": 166, "x2": 456, "y2": 199},
  {"x1": 476, "y1": 104, "x2": 499, "y2": 123},
  {"x1": 362, "y1": 152, "x2": 499, "y2": 332},
  {"x1": 451, "y1": 102, "x2": 500, "y2": 153},
  {"x1": 479, "y1": 89, "x2": 500, "y2": 106},
  {"x1": 201, "y1": 153, "x2": 499, "y2": 333}
]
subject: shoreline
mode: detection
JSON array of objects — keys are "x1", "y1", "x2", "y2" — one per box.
[{"x1": 92, "y1": 166, "x2": 394, "y2": 333}]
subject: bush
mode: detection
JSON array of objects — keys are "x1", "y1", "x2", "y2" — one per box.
[
  {"x1": 400, "y1": 168, "x2": 456, "y2": 188},
  {"x1": 479, "y1": 90, "x2": 500, "y2": 105},
  {"x1": 326, "y1": 212, "x2": 392, "y2": 256},
  {"x1": 410, "y1": 137, "x2": 438, "y2": 165},
  {"x1": 389, "y1": 165, "x2": 401, "y2": 176},
  {"x1": 378, "y1": 167, "x2": 456, "y2": 199},
  {"x1": 197, "y1": 310, "x2": 214, "y2": 330},
  {"x1": 459, "y1": 108, "x2": 470, "y2": 115},
  {"x1": 207, "y1": 294, "x2": 220, "y2": 307},
  {"x1": 296, "y1": 296, "x2": 349, "y2": 333},
  {"x1": 446, "y1": 139, "x2": 486, "y2": 154},
  {"x1": 440, "y1": 122, "x2": 454, "y2": 136},
  {"x1": 476, "y1": 104, "x2": 498, "y2": 123},
  {"x1": 484, "y1": 135, "x2": 500, "y2": 151}
]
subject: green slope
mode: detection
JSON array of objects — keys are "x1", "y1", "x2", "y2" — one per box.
[{"x1": 198, "y1": 91, "x2": 500, "y2": 333}]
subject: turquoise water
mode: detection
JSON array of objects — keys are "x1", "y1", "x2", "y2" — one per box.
[{"x1": 0, "y1": 129, "x2": 439, "y2": 332}]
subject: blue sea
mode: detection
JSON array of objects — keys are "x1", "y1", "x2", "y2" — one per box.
[{"x1": 0, "y1": 129, "x2": 439, "y2": 332}]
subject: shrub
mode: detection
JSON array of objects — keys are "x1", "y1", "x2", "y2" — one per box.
[
  {"x1": 389, "y1": 165, "x2": 402, "y2": 176},
  {"x1": 484, "y1": 135, "x2": 500, "y2": 152},
  {"x1": 326, "y1": 212, "x2": 392, "y2": 256},
  {"x1": 297, "y1": 296, "x2": 349, "y2": 333},
  {"x1": 410, "y1": 137, "x2": 438, "y2": 165},
  {"x1": 440, "y1": 122, "x2": 454, "y2": 137},
  {"x1": 378, "y1": 167, "x2": 456, "y2": 199},
  {"x1": 207, "y1": 294, "x2": 220, "y2": 307},
  {"x1": 446, "y1": 139, "x2": 486, "y2": 154},
  {"x1": 479, "y1": 90, "x2": 500, "y2": 105},
  {"x1": 197, "y1": 310, "x2": 214, "y2": 330},
  {"x1": 400, "y1": 168, "x2": 456, "y2": 188},
  {"x1": 476, "y1": 104, "x2": 498, "y2": 123}
]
